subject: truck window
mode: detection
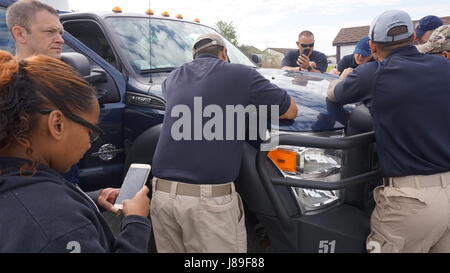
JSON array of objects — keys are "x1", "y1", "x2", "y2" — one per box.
[
  {"x1": 104, "y1": 17, "x2": 254, "y2": 75},
  {"x1": 63, "y1": 20, "x2": 118, "y2": 69},
  {"x1": 62, "y1": 43, "x2": 76, "y2": 53},
  {"x1": 0, "y1": 6, "x2": 15, "y2": 54}
]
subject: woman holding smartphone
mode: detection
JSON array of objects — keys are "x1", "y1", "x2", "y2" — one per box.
[{"x1": 0, "y1": 51, "x2": 151, "y2": 253}]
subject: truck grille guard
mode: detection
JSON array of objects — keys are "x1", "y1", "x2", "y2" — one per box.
[{"x1": 256, "y1": 131, "x2": 382, "y2": 231}]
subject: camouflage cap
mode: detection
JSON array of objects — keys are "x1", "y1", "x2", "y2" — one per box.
[{"x1": 417, "y1": 24, "x2": 450, "y2": 54}]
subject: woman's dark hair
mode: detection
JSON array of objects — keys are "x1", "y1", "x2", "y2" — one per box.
[{"x1": 0, "y1": 50, "x2": 97, "y2": 156}]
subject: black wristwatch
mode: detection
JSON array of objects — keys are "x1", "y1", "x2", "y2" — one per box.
[{"x1": 307, "y1": 65, "x2": 313, "y2": 72}]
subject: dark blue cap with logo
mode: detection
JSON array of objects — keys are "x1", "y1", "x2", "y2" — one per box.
[
  {"x1": 415, "y1": 15, "x2": 443, "y2": 39},
  {"x1": 354, "y1": 37, "x2": 371, "y2": 57}
]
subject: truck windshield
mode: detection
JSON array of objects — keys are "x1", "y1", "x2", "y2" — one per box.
[{"x1": 105, "y1": 17, "x2": 255, "y2": 74}]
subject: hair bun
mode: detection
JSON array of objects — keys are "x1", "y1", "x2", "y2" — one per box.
[{"x1": 0, "y1": 50, "x2": 19, "y2": 88}]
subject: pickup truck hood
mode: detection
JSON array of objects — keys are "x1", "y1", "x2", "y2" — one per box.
[
  {"x1": 145, "y1": 68, "x2": 351, "y2": 133},
  {"x1": 257, "y1": 69, "x2": 351, "y2": 132}
]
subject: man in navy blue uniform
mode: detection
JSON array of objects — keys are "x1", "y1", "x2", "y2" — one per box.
[
  {"x1": 281, "y1": 30, "x2": 328, "y2": 73},
  {"x1": 335, "y1": 37, "x2": 373, "y2": 74},
  {"x1": 151, "y1": 33, "x2": 297, "y2": 253},
  {"x1": 327, "y1": 10, "x2": 450, "y2": 253}
]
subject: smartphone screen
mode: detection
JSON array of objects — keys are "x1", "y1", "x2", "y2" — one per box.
[{"x1": 114, "y1": 164, "x2": 151, "y2": 209}]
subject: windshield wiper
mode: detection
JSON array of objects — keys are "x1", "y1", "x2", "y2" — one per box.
[{"x1": 140, "y1": 67, "x2": 177, "y2": 74}]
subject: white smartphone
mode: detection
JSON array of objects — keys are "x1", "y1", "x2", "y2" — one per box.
[{"x1": 113, "y1": 163, "x2": 151, "y2": 210}]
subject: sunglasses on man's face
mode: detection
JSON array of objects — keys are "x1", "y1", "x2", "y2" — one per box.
[
  {"x1": 39, "y1": 109, "x2": 104, "y2": 144},
  {"x1": 300, "y1": 43, "x2": 315, "y2": 48}
]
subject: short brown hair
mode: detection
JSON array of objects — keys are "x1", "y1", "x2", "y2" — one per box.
[
  {"x1": 6, "y1": 0, "x2": 58, "y2": 32},
  {"x1": 299, "y1": 30, "x2": 314, "y2": 39}
]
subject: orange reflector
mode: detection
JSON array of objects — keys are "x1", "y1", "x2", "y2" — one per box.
[
  {"x1": 194, "y1": 18, "x2": 200, "y2": 23},
  {"x1": 146, "y1": 9, "x2": 154, "y2": 15},
  {"x1": 176, "y1": 13, "x2": 183, "y2": 19},
  {"x1": 112, "y1": 6, "x2": 122, "y2": 13},
  {"x1": 162, "y1": 11, "x2": 170, "y2": 17},
  {"x1": 268, "y1": 149, "x2": 297, "y2": 173}
]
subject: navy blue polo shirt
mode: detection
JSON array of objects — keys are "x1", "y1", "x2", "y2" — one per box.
[
  {"x1": 281, "y1": 50, "x2": 328, "y2": 73},
  {"x1": 152, "y1": 54, "x2": 291, "y2": 184},
  {"x1": 337, "y1": 54, "x2": 374, "y2": 73},
  {"x1": 333, "y1": 45, "x2": 450, "y2": 177}
]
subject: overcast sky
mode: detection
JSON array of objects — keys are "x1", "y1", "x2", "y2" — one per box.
[{"x1": 66, "y1": 0, "x2": 450, "y2": 55}]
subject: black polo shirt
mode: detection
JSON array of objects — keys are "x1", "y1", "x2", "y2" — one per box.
[
  {"x1": 333, "y1": 45, "x2": 450, "y2": 177},
  {"x1": 336, "y1": 54, "x2": 374, "y2": 72},
  {"x1": 281, "y1": 50, "x2": 328, "y2": 73},
  {"x1": 152, "y1": 54, "x2": 291, "y2": 184}
]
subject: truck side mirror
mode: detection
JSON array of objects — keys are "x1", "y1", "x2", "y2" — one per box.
[
  {"x1": 61, "y1": 52, "x2": 91, "y2": 77},
  {"x1": 251, "y1": 54, "x2": 262, "y2": 67},
  {"x1": 61, "y1": 52, "x2": 107, "y2": 84},
  {"x1": 61, "y1": 52, "x2": 109, "y2": 104}
]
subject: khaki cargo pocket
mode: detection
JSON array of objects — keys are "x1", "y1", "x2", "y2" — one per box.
[
  {"x1": 202, "y1": 193, "x2": 236, "y2": 213},
  {"x1": 382, "y1": 187, "x2": 427, "y2": 211},
  {"x1": 196, "y1": 193, "x2": 244, "y2": 252}
]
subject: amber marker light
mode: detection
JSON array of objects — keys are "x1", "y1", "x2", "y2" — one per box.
[{"x1": 268, "y1": 149, "x2": 297, "y2": 173}]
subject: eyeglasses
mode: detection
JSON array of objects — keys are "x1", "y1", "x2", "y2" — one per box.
[
  {"x1": 300, "y1": 43, "x2": 315, "y2": 48},
  {"x1": 39, "y1": 109, "x2": 104, "y2": 144}
]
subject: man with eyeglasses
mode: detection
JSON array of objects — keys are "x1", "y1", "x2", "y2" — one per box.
[
  {"x1": 7, "y1": 0, "x2": 122, "y2": 216},
  {"x1": 281, "y1": 30, "x2": 328, "y2": 73}
]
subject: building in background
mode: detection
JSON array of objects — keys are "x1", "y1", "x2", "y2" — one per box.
[
  {"x1": 263, "y1": 47, "x2": 295, "y2": 68},
  {"x1": 333, "y1": 16, "x2": 450, "y2": 62}
]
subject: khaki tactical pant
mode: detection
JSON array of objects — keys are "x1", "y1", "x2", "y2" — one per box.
[
  {"x1": 150, "y1": 178, "x2": 247, "y2": 253},
  {"x1": 367, "y1": 171, "x2": 450, "y2": 253}
]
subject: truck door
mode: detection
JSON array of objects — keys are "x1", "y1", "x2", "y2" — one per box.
[{"x1": 62, "y1": 34, "x2": 127, "y2": 191}]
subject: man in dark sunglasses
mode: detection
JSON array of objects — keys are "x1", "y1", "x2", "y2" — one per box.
[{"x1": 281, "y1": 30, "x2": 328, "y2": 73}]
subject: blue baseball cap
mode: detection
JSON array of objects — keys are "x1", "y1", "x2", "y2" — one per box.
[
  {"x1": 415, "y1": 15, "x2": 443, "y2": 39},
  {"x1": 354, "y1": 37, "x2": 371, "y2": 57}
]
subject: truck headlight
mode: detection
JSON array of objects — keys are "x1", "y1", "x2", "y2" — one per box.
[{"x1": 267, "y1": 130, "x2": 344, "y2": 212}]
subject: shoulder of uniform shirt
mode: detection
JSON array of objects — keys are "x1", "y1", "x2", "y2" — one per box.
[
  {"x1": 353, "y1": 59, "x2": 379, "y2": 72},
  {"x1": 313, "y1": 50, "x2": 327, "y2": 58},
  {"x1": 0, "y1": 178, "x2": 99, "y2": 248},
  {"x1": 284, "y1": 50, "x2": 299, "y2": 57},
  {"x1": 341, "y1": 54, "x2": 353, "y2": 61}
]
